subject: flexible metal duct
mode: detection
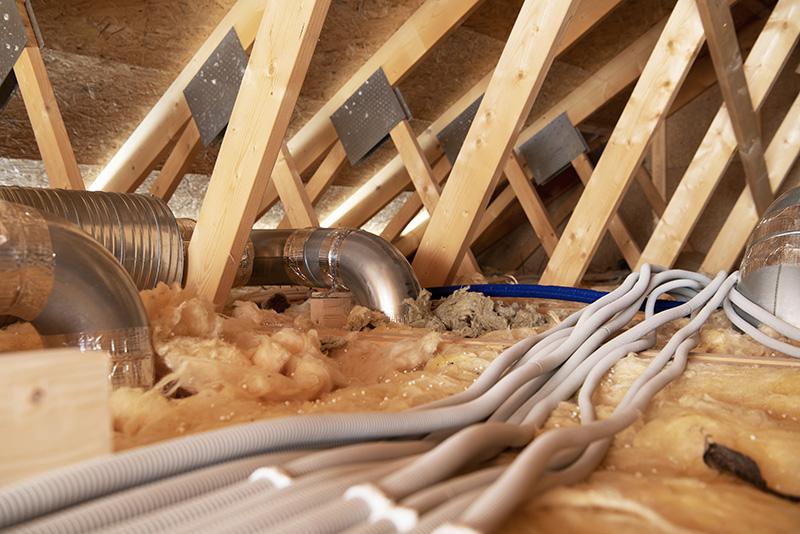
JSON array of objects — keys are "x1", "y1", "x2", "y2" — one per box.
[
  {"x1": 738, "y1": 186, "x2": 800, "y2": 327},
  {"x1": 0, "y1": 200, "x2": 154, "y2": 388},
  {"x1": 248, "y1": 227, "x2": 421, "y2": 322},
  {"x1": 0, "y1": 185, "x2": 183, "y2": 289}
]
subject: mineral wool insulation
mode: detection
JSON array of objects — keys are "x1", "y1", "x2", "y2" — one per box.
[{"x1": 1, "y1": 284, "x2": 799, "y2": 532}]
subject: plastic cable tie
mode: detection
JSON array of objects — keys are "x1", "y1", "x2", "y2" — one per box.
[
  {"x1": 248, "y1": 466, "x2": 293, "y2": 488},
  {"x1": 345, "y1": 483, "x2": 418, "y2": 532}
]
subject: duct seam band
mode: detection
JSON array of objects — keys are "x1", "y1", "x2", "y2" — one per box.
[
  {"x1": 39, "y1": 326, "x2": 155, "y2": 389},
  {"x1": 319, "y1": 228, "x2": 357, "y2": 292},
  {"x1": 0, "y1": 201, "x2": 55, "y2": 320},
  {"x1": 284, "y1": 227, "x2": 317, "y2": 286}
]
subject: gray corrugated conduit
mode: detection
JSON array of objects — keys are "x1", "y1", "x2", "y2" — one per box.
[{"x1": 4, "y1": 188, "x2": 800, "y2": 532}]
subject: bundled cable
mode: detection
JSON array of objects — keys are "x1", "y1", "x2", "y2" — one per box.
[{"x1": 1, "y1": 266, "x2": 796, "y2": 534}]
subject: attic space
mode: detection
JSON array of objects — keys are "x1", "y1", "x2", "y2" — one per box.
[{"x1": 1, "y1": 1, "x2": 799, "y2": 532}]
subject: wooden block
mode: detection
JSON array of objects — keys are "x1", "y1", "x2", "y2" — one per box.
[
  {"x1": 0, "y1": 348, "x2": 111, "y2": 485},
  {"x1": 413, "y1": 0, "x2": 582, "y2": 287},
  {"x1": 13, "y1": 0, "x2": 82, "y2": 190},
  {"x1": 90, "y1": 0, "x2": 267, "y2": 193},
  {"x1": 185, "y1": 0, "x2": 330, "y2": 310},
  {"x1": 148, "y1": 118, "x2": 204, "y2": 202},
  {"x1": 310, "y1": 292, "x2": 354, "y2": 329},
  {"x1": 540, "y1": 0, "x2": 710, "y2": 286},
  {"x1": 696, "y1": 0, "x2": 772, "y2": 214},
  {"x1": 701, "y1": 90, "x2": 800, "y2": 274},
  {"x1": 636, "y1": 0, "x2": 798, "y2": 271}
]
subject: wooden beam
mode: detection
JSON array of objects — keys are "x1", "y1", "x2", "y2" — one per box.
[
  {"x1": 287, "y1": 0, "x2": 486, "y2": 174},
  {"x1": 321, "y1": 0, "x2": 625, "y2": 230},
  {"x1": 701, "y1": 90, "x2": 800, "y2": 274},
  {"x1": 541, "y1": 0, "x2": 710, "y2": 286},
  {"x1": 0, "y1": 348, "x2": 110, "y2": 485},
  {"x1": 650, "y1": 119, "x2": 667, "y2": 199},
  {"x1": 90, "y1": 0, "x2": 267, "y2": 192},
  {"x1": 148, "y1": 119, "x2": 203, "y2": 201},
  {"x1": 390, "y1": 119, "x2": 481, "y2": 277},
  {"x1": 185, "y1": 0, "x2": 330, "y2": 309},
  {"x1": 412, "y1": 0, "x2": 582, "y2": 286},
  {"x1": 696, "y1": 0, "x2": 773, "y2": 214},
  {"x1": 272, "y1": 143, "x2": 320, "y2": 228},
  {"x1": 572, "y1": 152, "x2": 642, "y2": 267},
  {"x1": 634, "y1": 165, "x2": 668, "y2": 217},
  {"x1": 504, "y1": 152, "x2": 559, "y2": 256},
  {"x1": 13, "y1": 1, "x2": 83, "y2": 190},
  {"x1": 636, "y1": 0, "x2": 798, "y2": 271}
]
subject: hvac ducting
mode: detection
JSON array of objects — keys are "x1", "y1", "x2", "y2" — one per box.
[
  {"x1": 0, "y1": 185, "x2": 183, "y2": 289},
  {"x1": 248, "y1": 227, "x2": 421, "y2": 322},
  {"x1": 738, "y1": 186, "x2": 800, "y2": 328},
  {"x1": 0, "y1": 200, "x2": 154, "y2": 388}
]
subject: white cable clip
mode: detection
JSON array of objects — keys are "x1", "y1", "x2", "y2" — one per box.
[
  {"x1": 345, "y1": 483, "x2": 418, "y2": 532},
  {"x1": 248, "y1": 466, "x2": 293, "y2": 488}
]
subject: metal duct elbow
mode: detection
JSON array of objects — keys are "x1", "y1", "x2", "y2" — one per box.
[
  {"x1": 248, "y1": 228, "x2": 421, "y2": 322},
  {"x1": 0, "y1": 200, "x2": 154, "y2": 388},
  {"x1": 738, "y1": 186, "x2": 800, "y2": 328}
]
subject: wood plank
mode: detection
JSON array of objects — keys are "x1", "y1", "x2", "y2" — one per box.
[
  {"x1": 540, "y1": 0, "x2": 710, "y2": 286},
  {"x1": 572, "y1": 152, "x2": 641, "y2": 267},
  {"x1": 389, "y1": 119, "x2": 481, "y2": 278},
  {"x1": 0, "y1": 348, "x2": 111, "y2": 485},
  {"x1": 504, "y1": 151, "x2": 559, "y2": 256},
  {"x1": 634, "y1": 165, "x2": 667, "y2": 217},
  {"x1": 650, "y1": 119, "x2": 667, "y2": 199},
  {"x1": 287, "y1": 0, "x2": 486, "y2": 175},
  {"x1": 412, "y1": 0, "x2": 582, "y2": 287},
  {"x1": 13, "y1": 2, "x2": 82, "y2": 190},
  {"x1": 696, "y1": 0, "x2": 773, "y2": 214},
  {"x1": 272, "y1": 143, "x2": 320, "y2": 228},
  {"x1": 90, "y1": 0, "x2": 267, "y2": 193},
  {"x1": 636, "y1": 0, "x2": 799, "y2": 271},
  {"x1": 701, "y1": 90, "x2": 800, "y2": 274},
  {"x1": 148, "y1": 118, "x2": 203, "y2": 201},
  {"x1": 321, "y1": 0, "x2": 625, "y2": 230},
  {"x1": 185, "y1": 0, "x2": 330, "y2": 310}
]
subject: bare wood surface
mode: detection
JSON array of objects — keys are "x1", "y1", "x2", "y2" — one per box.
[
  {"x1": 701, "y1": 91, "x2": 800, "y2": 274},
  {"x1": 505, "y1": 152, "x2": 559, "y2": 256},
  {"x1": 0, "y1": 348, "x2": 110, "y2": 485},
  {"x1": 13, "y1": 1, "x2": 82, "y2": 190},
  {"x1": 185, "y1": 0, "x2": 330, "y2": 309},
  {"x1": 90, "y1": 0, "x2": 266, "y2": 192},
  {"x1": 273, "y1": 143, "x2": 320, "y2": 228},
  {"x1": 412, "y1": 0, "x2": 582, "y2": 286},
  {"x1": 636, "y1": 0, "x2": 799, "y2": 271},
  {"x1": 541, "y1": 0, "x2": 710, "y2": 286},
  {"x1": 148, "y1": 118, "x2": 203, "y2": 201},
  {"x1": 696, "y1": 0, "x2": 772, "y2": 214}
]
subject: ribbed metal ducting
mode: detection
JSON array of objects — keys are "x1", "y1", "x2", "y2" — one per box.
[{"x1": 0, "y1": 185, "x2": 183, "y2": 289}]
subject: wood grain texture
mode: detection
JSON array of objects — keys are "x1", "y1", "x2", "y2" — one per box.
[
  {"x1": 148, "y1": 118, "x2": 203, "y2": 201},
  {"x1": 185, "y1": 0, "x2": 330, "y2": 309}
]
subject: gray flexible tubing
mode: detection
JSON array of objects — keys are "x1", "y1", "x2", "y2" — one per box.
[
  {"x1": 5, "y1": 450, "x2": 309, "y2": 534},
  {"x1": 409, "y1": 487, "x2": 485, "y2": 534},
  {"x1": 283, "y1": 440, "x2": 437, "y2": 477},
  {"x1": 723, "y1": 296, "x2": 800, "y2": 358}
]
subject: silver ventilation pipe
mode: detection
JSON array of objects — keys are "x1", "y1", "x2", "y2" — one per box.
[
  {"x1": 0, "y1": 185, "x2": 183, "y2": 289},
  {"x1": 248, "y1": 227, "x2": 421, "y2": 322},
  {"x1": 738, "y1": 186, "x2": 800, "y2": 327},
  {"x1": 0, "y1": 200, "x2": 154, "y2": 389}
]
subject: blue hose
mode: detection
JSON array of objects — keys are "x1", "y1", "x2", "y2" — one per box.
[{"x1": 425, "y1": 284, "x2": 684, "y2": 313}]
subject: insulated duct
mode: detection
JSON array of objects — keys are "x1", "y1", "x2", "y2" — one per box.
[
  {"x1": 248, "y1": 227, "x2": 421, "y2": 322},
  {"x1": 0, "y1": 200, "x2": 155, "y2": 388},
  {"x1": 738, "y1": 186, "x2": 800, "y2": 328}
]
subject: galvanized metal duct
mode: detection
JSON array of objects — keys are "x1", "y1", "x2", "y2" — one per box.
[
  {"x1": 738, "y1": 186, "x2": 800, "y2": 327},
  {"x1": 249, "y1": 227, "x2": 421, "y2": 322},
  {"x1": 0, "y1": 185, "x2": 183, "y2": 289},
  {"x1": 0, "y1": 200, "x2": 154, "y2": 388}
]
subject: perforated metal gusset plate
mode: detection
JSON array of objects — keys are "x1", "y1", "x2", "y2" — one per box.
[
  {"x1": 330, "y1": 68, "x2": 411, "y2": 166},
  {"x1": 518, "y1": 112, "x2": 589, "y2": 186},
  {"x1": 0, "y1": 0, "x2": 27, "y2": 91},
  {"x1": 436, "y1": 94, "x2": 483, "y2": 165},
  {"x1": 183, "y1": 27, "x2": 249, "y2": 147}
]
